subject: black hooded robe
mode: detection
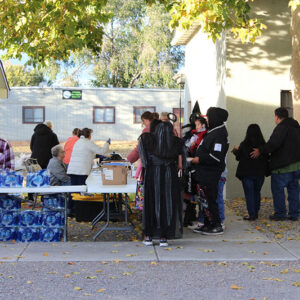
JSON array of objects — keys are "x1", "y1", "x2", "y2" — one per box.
[{"x1": 138, "y1": 122, "x2": 183, "y2": 239}]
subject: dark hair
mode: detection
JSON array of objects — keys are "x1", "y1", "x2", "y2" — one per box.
[
  {"x1": 152, "y1": 112, "x2": 159, "y2": 120},
  {"x1": 150, "y1": 119, "x2": 162, "y2": 133},
  {"x1": 275, "y1": 107, "x2": 288, "y2": 119},
  {"x1": 243, "y1": 124, "x2": 266, "y2": 148},
  {"x1": 194, "y1": 116, "x2": 207, "y2": 128},
  {"x1": 72, "y1": 128, "x2": 80, "y2": 136},
  {"x1": 79, "y1": 128, "x2": 93, "y2": 138},
  {"x1": 141, "y1": 111, "x2": 154, "y2": 121}
]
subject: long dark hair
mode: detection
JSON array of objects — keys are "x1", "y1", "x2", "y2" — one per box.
[{"x1": 243, "y1": 124, "x2": 266, "y2": 148}]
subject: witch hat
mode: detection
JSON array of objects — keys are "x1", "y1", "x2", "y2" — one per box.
[{"x1": 192, "y1": 101, "x2": 201, "y2": 114}]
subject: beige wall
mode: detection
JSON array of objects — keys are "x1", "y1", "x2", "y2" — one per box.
[{"x1": 226, "y1": 0, "x2": 292, "y2": 199}]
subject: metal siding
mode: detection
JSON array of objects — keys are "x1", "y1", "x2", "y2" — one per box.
[{"x1": 0, "y1": 88, "x2": 182, "y2": 142}]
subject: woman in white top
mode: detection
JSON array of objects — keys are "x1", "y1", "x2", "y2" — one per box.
[{"x1": 67, "y1": 128, "x2": 110, "y2": 185}]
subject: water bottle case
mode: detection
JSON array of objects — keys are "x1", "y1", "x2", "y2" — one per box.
[
  {"x1": 19, "y1": 210, "x2": 41, "y2": 227},
  {"x1": 0, "y1": 195, "x2": 21, "y2": 210},
  {"x1": 41, "y1": 211, "x2": 64, "y2": 227},
  {"x1": 26, "y1": 170, "x2": 50, "y2": 187},
  {"x1": 0, "y1": 210, "x2": 19, "y2": 226},
  {"x1": 39, "y1": 227, "x2": 63, "y2": 242},
  {"x1": 0, "y1": 170, "x2": 24, "y2": 188},
  {"x1": 0, "y1": 226, "x2": 17, "y2": 241},
  {"x1": 42, "y1": 194, "x2": 65, "y2": 210},
  {"x1": 16, "y1": 227, "x2": 40, "y2": 242}
]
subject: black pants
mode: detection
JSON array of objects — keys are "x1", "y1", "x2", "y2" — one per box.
[{"x1": 69, "y1": 174, "x2": 88, "y2": 211}]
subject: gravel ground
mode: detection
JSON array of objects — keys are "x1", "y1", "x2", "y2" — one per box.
[
  {"x1": 227, "y1": 198, "x2": 300, "y2": 242},
  {"x1": 1, "y1": 261, "x2": 300, "y2": 300}
]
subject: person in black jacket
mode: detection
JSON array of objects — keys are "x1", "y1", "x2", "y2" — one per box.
[
  {"x1": 233, "y1": 124, "x2": 269, "y2": 221},
  {"x1": 192, "y1": 107, "x2": 229, "y2": 235},
  {"x1": 251, "y1": 108, "x2": 300, "y2": 221},
  {"x1": 30, "y1": 121, "x2": 59, "y2": 169}
]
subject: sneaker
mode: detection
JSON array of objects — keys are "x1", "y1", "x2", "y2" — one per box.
[
  {"x1": 221, "y1": 222, "x2": 225, "y2": 230},
  {"x1": 159, "y1": 239, "x2": 168, "y2": 247},
  {"x1": 143, "y1": 237, "x2": 153, "y2": 246},
  {"x1": 201, "y1": 225, "x2": 224, "y2": 236},
  {"x1": 269, "y1": 214, "x2": 287, "y2": 221},
  {"x1": 193, "y1": 224, "x2": 207, "y2": 234}
]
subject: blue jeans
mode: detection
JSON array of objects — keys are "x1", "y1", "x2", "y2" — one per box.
[
  {"x1": 242, "y1": 176, "x2": 265, "y2": 218},
  {"x1": 198, "y1": 178, "x2": 226, "y2": 223},
  {"x1": 271, "y1": 171, "x2": 300, "y2": 218}
]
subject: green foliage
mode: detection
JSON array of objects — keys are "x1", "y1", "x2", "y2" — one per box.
[
  {"x1": 91, "y1": 0, "x2": 184, "y2": 88},
  {"x1": 0, "y1": 0, "x2": 109, "y2": 65},
  {"x1": 146, "y1": 0, "x2": 267, "y2": 43},
  {"x1": 4, "y1": 62, "x2": 45, "y2": 86},
  {"x1": 289, "y1": 0, "x2": 300, "y2": 11}
]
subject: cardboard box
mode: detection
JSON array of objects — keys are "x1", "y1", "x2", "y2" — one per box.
[{"x1": 102, "y1": 163, "x2": 127, "y2": 185}]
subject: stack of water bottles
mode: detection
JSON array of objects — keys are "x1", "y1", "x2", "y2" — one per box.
[{"x1": 0, "y1": 194, "x2": 65, "y2": 242}]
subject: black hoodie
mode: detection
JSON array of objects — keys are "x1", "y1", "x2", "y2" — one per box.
[
  {"x1": 193, "y1": 107, "x2": 229, "y2": 184},
  {"x1": 259, "y1": 117, "x2": 300, "y2": 171},
  {"x1": 30, "y1": 124, "x2": 59, "y2": 169}
]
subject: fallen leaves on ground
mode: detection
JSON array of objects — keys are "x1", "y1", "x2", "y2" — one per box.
[
  {"x1": 43, "y1": 253, "x2": 49, "y2": 257},
  {"x1": 86, "y1": 276, "x2": 97, "y2": 279},
  {"x1": 231, "y1": 284, "x2": 243, "y2": 290},
  {"x1": 72, "y1": 272, "x2": 80, "y2": 275},
  {"x1": 151, "y1": 261, "x2": 157, "y2": 265},
  {"x1": 68, "y1": 262, "x2": 75, "y2": 265},
  {"x1": 122, "y1": 272, "x2": 133, "y2": 276},
  {"x1": 26, "y1": 280, "x2": 32, "y2": 284},
  {"x1": 47, "y1": 271, "x2": 58, "y2": 274},
  {"x1": 262, "y1": 278, "x2": 283, "y2": 282},
  {"x1": 74, "y1": 287, "x2": 82, "y2": 291},
  {"x1": 97, "y1": 289, "x2": 106, "y2": 293},
  {"x1": 96, "y1": 270, "x2": 102, "y2": 273},
  {"x1": 64, "y1": 274, "x2": 71, "y2": 278},
  {"x1": 292, "y1": 282, "x2": 300, "y2": 287},
  {"x1": 198, "y1": 248, "x2": 215, "y2": 253}
]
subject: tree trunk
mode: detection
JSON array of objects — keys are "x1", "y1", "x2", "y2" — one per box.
[
  {"x1": 128, "y1": 71, "x2": 141, "y2": 88},
  {"x1": 291, "y1": 7, "x2": 300, "y2": 121}
]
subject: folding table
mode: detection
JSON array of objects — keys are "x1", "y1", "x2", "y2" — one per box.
[{"x1": 86, "y1": 172, "x2": 140, "y2": 241}]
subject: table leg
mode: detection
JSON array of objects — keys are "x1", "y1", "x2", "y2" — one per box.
[
  {"x1": 64, "y1": 193, "x2": 68, "y2": 242},
  {"x1": 91, "y1": 196, "x2": 106, "y2": 229},
  {"x1": 93, "y1": 193, "x2": 110, "y2": 241}
]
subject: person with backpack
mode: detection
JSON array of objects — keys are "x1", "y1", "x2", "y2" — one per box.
[{"x1": 233, "y1": 124, "x2": 269, "y2": 220}]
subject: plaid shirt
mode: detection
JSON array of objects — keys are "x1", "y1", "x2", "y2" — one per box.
[{"x1": 0, "y1": 138, "x2": 15, "y2": 170}]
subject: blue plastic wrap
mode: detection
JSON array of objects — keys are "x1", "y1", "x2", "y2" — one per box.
[
  {"x1": 16, "y1": 227, "x2": 40, "y2": 242},
  {"x1": 0, "y1": 170, "x2": 24, "y2": 188},
  {"x1": 41, "y1": 211, "x2": 64, "y2": 228},
  {"x1": 26, "y1": 170, "x2": 50, "y2": 187},
  {"x1": 39, "y1": 227, "x2": 63, "y2": 242},
  {"x1": 0, "y1": 226, "x2": 17, "y2": 241},
  {"x1": 0, "y1": 195, "x2": 21, "y2": 210},
  {"x1": 42, "y1": 194, "x2": 65, "y2": 210},
  {"x1": 19, "y1": 210, "x2": 41, "y2": 227},
  {"x1": 0, "y1": 210, "x2": 19, "y2": 226}
]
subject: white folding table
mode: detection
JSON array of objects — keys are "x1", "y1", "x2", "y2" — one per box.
[
  {"x1": 86, "y1": 172, "x2": 140, "y2": 240},
  {"x1": 0, "y1": 185, "x2": 87, "y2": 242}
]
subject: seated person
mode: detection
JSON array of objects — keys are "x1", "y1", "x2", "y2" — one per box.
[{"x1": 47, "y1": 145, "x2": 71, "y2": 186}]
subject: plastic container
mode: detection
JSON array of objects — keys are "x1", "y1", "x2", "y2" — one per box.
[
  {"x1": 19, "y1": 210, "x2": 42, "y2": 227},
  {"x1": 0, "y1": 210, "x2": 19, "y2": 226},
  {"x1": 39, "y1": 227, "x2": 63, "y2": 242},
  {"x1": 41, "y1": 211, "x2": 64, "y2": 228},
  {"x1": 26, "y1": 170, "x2": 50, "y2": 187},
  {"x1": 0, "y1": 170, "x2": 24, "y2": 188},
  {"x1": 42, "y1": 194, "x2": 65, "y2": 210},
  {"x1": 0, "y1": 195, "x2": 21, "y2": 210},
  {"x1": 16, "y1": 227, "x2": 40, "y2": 242},
  {"x1": 0, "y1": 226, "x2": 17, "y2": 241}
]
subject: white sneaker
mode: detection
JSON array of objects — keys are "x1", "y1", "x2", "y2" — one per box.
[
  {"x1": 221, "y1": 222, "x2": 225, "y2": 230},
  {"x1": 143, "y1": 238, "x2": 153, "y2": 246},
  {"x1": 159, "y1": 239, "x2": 168, "y2": 247}
]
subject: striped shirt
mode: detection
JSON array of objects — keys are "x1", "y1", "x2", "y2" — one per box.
[{"x1": 0, "y1": 138, "x2": 15, "y2": 170}]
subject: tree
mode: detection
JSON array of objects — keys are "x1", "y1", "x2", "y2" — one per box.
[
  {"x1": 91, "y1": 0, "x2": 184, "y2": 88},
  {"x1": 150, "y1": 0, "x2": 267, "y2": 43},
  {"x1": 0, "y1": 0, "x2": 109, "y2": 65},
  {"x1": 3, "y1": 62, "x2": 45, "y2": 86}
]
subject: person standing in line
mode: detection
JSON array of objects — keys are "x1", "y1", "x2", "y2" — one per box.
[
  {"x1": 251, "y1": 108, "x2": 300, "y2": 221},
  {"x1": 139, "y1": 120, "x2": 183, "y2": 247},
  {"x1": 192, "y1": 107, "x2": 229, "y2": 235},
  {"x1": 233, "y1": 124, "x2": 269, "y2": 221},
  {"x1": 30, "y1": 121, "x2": 59, "y2": 169},
  {"x1": 0, "y1": 137, "x2": 15, "y2": 170},
  {"x1": 64, "y1": 128, "x2": 80, "y2": 166}
]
